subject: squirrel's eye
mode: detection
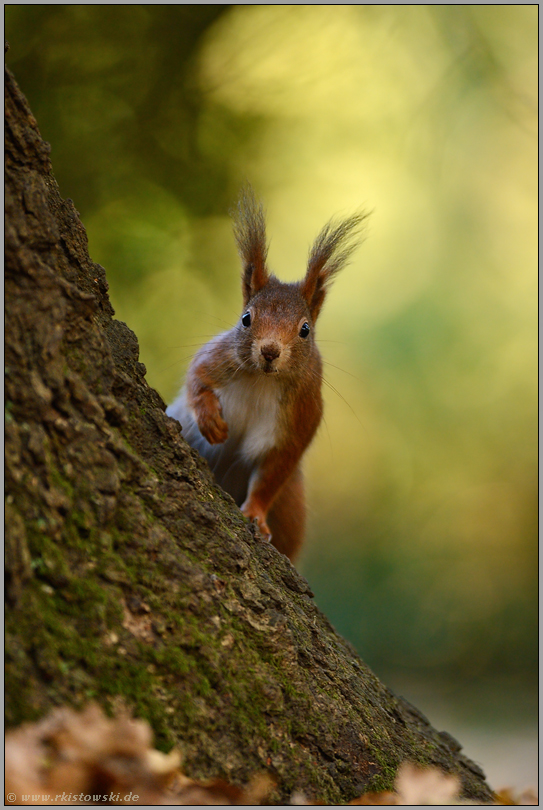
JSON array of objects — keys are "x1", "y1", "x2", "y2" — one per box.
[
  {"x1": 299, "y1": 322, "x2": 310, "y2": 338},
  {"x1": 242, "y1": 311, "x2": 251, "y2": 328}
]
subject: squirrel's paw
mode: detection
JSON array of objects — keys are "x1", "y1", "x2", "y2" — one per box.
[
  {"x1": 241, "y1": 503, "x2": 272, "y2": 541},
  {"x1": 253, "y1": 517, "x2": 272, "y2": 542},
  {"x1": 199, "y1": 414, "x2": 228, "y2": 445},
  {"x1": 194, "y1": 397, "x2": 229, "y2": 444}
]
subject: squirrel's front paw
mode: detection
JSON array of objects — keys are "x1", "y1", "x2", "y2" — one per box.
[
  {"x1": 199, "y1": 413, "x2": 228, "y2": 445},
  {"x1": 194, "y1": 394, "x2": 229, "y2": 444},
  {"x1": 241, "y1": 502, "x2": 272, "y2": 541}
]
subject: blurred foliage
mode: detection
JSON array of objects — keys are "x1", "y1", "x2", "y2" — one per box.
[{"x1": 5, "y1": 5, "x2": 537, "y2": 715}]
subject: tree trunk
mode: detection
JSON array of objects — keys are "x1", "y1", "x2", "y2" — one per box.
[{"x1": 4, "y1": 57, "x2": 493, "y2": 805}]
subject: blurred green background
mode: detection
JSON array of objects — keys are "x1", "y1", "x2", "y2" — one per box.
[{"x1": 6, "y1": 5, "x2": 537, "y2": 787}]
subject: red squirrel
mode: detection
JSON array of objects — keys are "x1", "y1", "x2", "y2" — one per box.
[{"x1": 167, "y1": 187, "x2": 365, "y2": 562}]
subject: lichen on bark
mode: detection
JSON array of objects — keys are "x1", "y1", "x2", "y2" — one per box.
[{"x1": 4, "y1": 57, "x2": 493, "y2": 805}]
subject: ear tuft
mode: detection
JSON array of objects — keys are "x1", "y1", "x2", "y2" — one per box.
[
  {"x1": 301, "y1": 212, "x2": 368, "y2": 320},
  {"x1": 231, "y1": 184, "x2": 269, "y2": 305}
]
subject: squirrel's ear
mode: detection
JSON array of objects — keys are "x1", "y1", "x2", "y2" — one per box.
[
  {"x1": 232, "y1": 185, "x2": 269, "y2": 306},
  {"x1": 301, "y1": 213, "x2": 367, "y2": 321}
]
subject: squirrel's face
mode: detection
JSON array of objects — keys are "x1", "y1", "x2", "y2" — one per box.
[{"x1": 235, "y1": 282, "x2": 316, "y2": 376}]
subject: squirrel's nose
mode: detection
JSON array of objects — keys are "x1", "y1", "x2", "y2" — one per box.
[{"x1": 261, "y1": 343, "x2": 280, "y2": 363}]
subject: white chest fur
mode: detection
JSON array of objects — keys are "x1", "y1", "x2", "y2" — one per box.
[{"x1": 219, "y1": 375, "x2": 280, "y2": 461}]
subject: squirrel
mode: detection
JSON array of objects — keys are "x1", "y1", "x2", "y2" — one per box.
[{"x1": 167, "y1": 187, "x2": 365, "y2": 563}]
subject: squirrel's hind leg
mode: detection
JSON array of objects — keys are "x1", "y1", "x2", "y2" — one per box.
[{"x1": 267, "y1": 467, "x2": 306, "y2": 563}]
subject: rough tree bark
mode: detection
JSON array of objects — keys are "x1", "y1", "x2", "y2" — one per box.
[{"x1": 4, "y1": 59, "x2": 493, "y2": 805}]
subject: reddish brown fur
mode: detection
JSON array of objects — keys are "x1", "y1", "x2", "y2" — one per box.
[
  {"x1": 239, "y1": 384, "x2": 322, "y2": 540},
  {"x1": 185, "y1": 338, "x2": 235, "y2": 444},
  {"x1": 232, "y1": 185, "x2": 270, "y2": 305},
  {"x1": 267, "y1": 467, "x2": 306, "y2": 562},
  {"x1": 171, "y1": 187, "x2": 365, "y2": 562}
]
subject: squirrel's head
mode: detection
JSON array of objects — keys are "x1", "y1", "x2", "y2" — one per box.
[
  {"x1": 235, "y1": 279, "x2": 315, "y2": 375},
  {"x1": 231, "y1": 185, "x2": 366, "y2": 376}
]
